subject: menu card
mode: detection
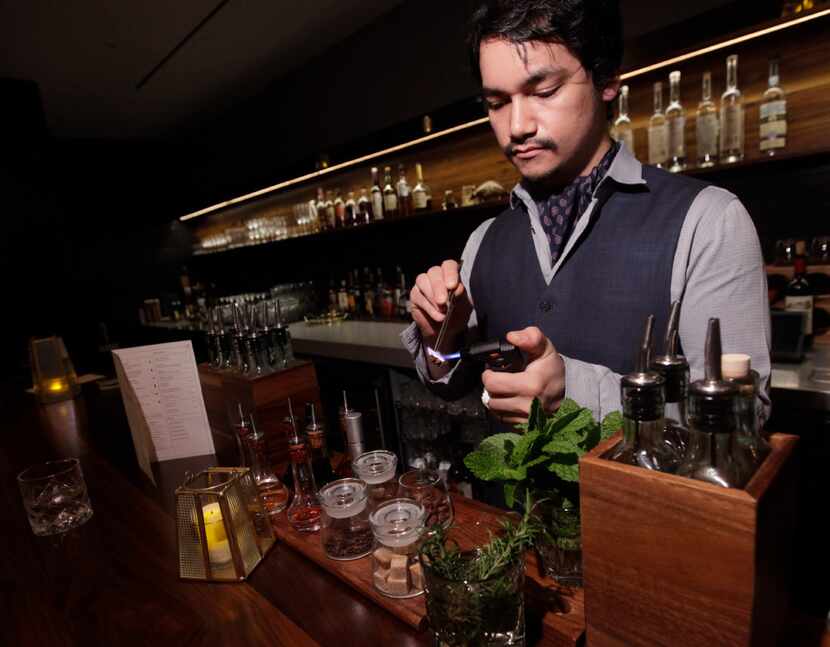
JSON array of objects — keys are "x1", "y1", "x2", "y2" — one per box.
[{"x1": 113, "y1": 341, "x2": 215, "y2": 483}]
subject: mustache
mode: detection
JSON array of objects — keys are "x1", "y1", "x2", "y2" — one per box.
[{"x1": 504, "y1": 138, "x2": 557, "y2": 157}]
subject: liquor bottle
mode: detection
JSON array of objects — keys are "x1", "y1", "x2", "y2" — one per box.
[
  {"x1": 219, "y1": 306, "x2": 234, "y2": 370},
  {"x1": 370, "y1": 167, "x2": 385, "y2": 220},
  {"x1": 328, "y1": 280, "x2": 338, "y2": 312},
  {"x1": 696, "y1": 71, "x2": 719, "y2": 168},
  {"x1": 394, "y1": 266, "x2": 408, "y2": 319},
  {"x1": 650, "y1": 301, "x2": 689, "y2": 457},
  {"x1": 205, "y1": 308, "x2": 218, "y2": 368},
  {"x1": 351, "y1": 269, "x2": 363, "y2": 316},
  {"x1": 358, "y1": 188, "x2": 373, "y2": 224},
  {"x1": 785, "y1": 255, "x2": 814, "y2": 341},
  {"x1": 286, "y1": 400, "x2": 322, "y2": 532},
  {"x1": 666, "y1": 70, "x2": 686, "y2": 172},
  {"x1": 230, "y1": 302, "x2": 246, "y2": 373},
  {"x1": 245, "y1": 412, "x2": 289, "y2": 516},
  {"x1": 412, "y1": 163, "x2": 432, "y2": 211},
  {"x1": 720, "y1": 54, "x2": 744, "y2": 163},
  {"x1": 375, "y1": 267, "x2": 388, "y2": 317},
  {"x1": 251, "y1": 302, "x2": 271, "y2": 374},
  {"x1": 606, "y1": 315, "x2": 680, "y2": 472},
  {"x1": 382, "y1": 167, "x2": 398, "y2": 218},
  {"x1": 334, "y1": 191, "x2": 346, "y2": 228},
  {"x1": 363, "y1": 267, "x2": 376, "y2": 318},
  {"x1": 325, "y1": 190, "x2": 336, "y2": 230},
  {"x1": 722, "y1": 353, "x2": 770, "y2": 484},
  {"x1": 396, "y1": 164, "x2": 413, "y2": 217},
  {"x1": 613, "y1": 84, "x2": 634, "y2": 154},
  {"x1": 271, "y1": 299, "x2": 294, "y2": 367},
  {"x1": 676, "y1": 318, "x2": 744, "y2": 488},
  {"x1": 305, "y1": 402, "x2": 336, "y2": 487},
  {"x1": 344, "y1": 191, "x2": 357, "y2": 227},
  {"x1": 760, "y1": 58, "x2": 787, "y2": 156},
  {"x1": 648, "y1": 82, "x2": 669, "y2": 168},
  {"x1": 241, "y1": 303, "x2": 264, "y2": 376},
  {"x1": 315, "y1": 188, "x2": 327, "y2": 231},
  {"x1": 337, "y1": 280, "x2": 349, "y2": 312}
]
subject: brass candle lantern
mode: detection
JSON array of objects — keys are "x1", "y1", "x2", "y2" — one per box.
[
  {"x1": 29, "y1": 336, "x2": 81, "y2": 404},
  {"x1": 175, "y1": 467, "x2": 275, "y2": 581}
]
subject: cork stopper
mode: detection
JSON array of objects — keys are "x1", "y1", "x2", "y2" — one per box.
[{"x1": 721, "y1": 353, "x2": 751, "y2": 379}]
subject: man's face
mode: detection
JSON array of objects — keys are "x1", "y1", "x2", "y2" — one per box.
[{"x1": 479, "y1": 38, "x2": 615, "y2": 185}]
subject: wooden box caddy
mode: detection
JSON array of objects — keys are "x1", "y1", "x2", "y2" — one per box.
[
  {"x1": 198, "y1": 360, "x2": 323, "y2": 466},
  {"x1": 579, "y1": 432, "x2": 798, "y2": 647}
]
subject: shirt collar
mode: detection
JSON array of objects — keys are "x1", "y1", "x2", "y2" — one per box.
[{"x1": 509, "y1": 142, "x2": 646, "y2": 210}]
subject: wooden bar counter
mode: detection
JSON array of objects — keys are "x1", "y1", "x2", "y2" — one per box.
[{"x1": 2, "y1": 381, "x2": 828, "y2": 647}]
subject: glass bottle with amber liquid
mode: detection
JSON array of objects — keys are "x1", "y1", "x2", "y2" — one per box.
[
  {"x1": 358, "y1": 188, "x2": 373, "y2": 224},
  {"x1": 396, "y1": 164, "x2": 412, "y2": 217},
  {"x1": 382, "y1": 166, "x2": 398, "y2": 218},
  {"x1": 325, "y1": 190, "x2": 336, "y2": 230},
  {"x1": 371, "y1": 167, "x2": 385, "y2": 220},
  {"x1": 334, "y1": 191, "x2": 346, "y2": 228},
  {"x1": 315, "y1": 187, "x2": 328, "y2": 231},
  {"x1": 412, "y1": 163, "x2": 432, "y2": 211},
  {"x1": 305, "y1": 402, "x2": 335, "y2": 487},
  {"x1": 286, "y1": 401, "x2": 322, "y2": 532},
  {"x1": 344, "y1": 191, "x2": 357, "y2": 227}
]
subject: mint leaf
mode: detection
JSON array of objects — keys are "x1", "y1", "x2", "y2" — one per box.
[
  {"x1": 464, "y1": 445, "x2": 507, "y2": 481},
  {"x1": 601, "y1": 411, "x2": 624, "y2": 440},
  {"x1": 504, "y1": 482, "x2": 517, "y2": 508},
  {"x1": 542, "y1": 435, "x2": 583, "y2": 456},
  {"x1": 548, "y1": 460, "x2": 580, "y2": 482},
  {"x1": 511, "y1": 430, "x2": 541, "y2": 466},
  {"x1": 543, "y1": 409, "x2": 582, "y2": 439},
  {"x1": 582, "y1": 421, "x2": 601, "y2": 452},
  {"x1": 552, "y1": 398, "x2": 581, "y2": 419},
  {"x1": 527, "y1": 398, "x2": 546, "y2": 433}
]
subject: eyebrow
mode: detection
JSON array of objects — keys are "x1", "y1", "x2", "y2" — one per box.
[{"x1": 481, "y1": 65, "x2": 565, "y2": 97}]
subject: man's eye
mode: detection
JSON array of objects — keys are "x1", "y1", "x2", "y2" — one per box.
[
  {"x1": 486, "y1": 99, "x2": 507, "y2": 111},
  {"x1": 535, "y1": 87, "x2": 560, "y2": 99}
]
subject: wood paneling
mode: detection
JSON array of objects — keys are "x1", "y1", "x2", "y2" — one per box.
[{"x1": 580, "y1": 432, "x2": 798, "y2": 647}]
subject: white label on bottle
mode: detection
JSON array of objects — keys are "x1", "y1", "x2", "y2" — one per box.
[
  {"x1": 668, "y1": 117, "x2": 685, "y2": 157},
  {"x1": 760, "y1": 137, "x2": 786, "y2": 151},
  {"x1": 760, "y1": 100, "x2": 786, "y2": 121},
  {"x1": 648, "y1": 124, "x2": 668, "y2": 165},
  {"x1": 413, "y1": 190, "x2": 428, "y2": 210},
  {"x1": 384, "y1": 192, "x2": 398, "y2": 212},
  {"x1": 786, "y1": 295, "x2": 814, "y2": 335},
  {"x1": 760, "y1": 121, "x2": 787, "y2": 138},
  {"x1": 720, "y1": 105, "x2": 744, "y2": 152},
  {"x1": 696, "y1": 113, "x2": 719, "y2": 156},
  {"x1": 371, "y1": 191, "x2": 384, "y2": 220}
]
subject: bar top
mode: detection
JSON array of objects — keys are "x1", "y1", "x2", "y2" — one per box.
[{"x1": 289, "y1": 320, "x2": 411, "y2": 368}]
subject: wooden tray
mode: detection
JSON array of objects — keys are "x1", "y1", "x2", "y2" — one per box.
[
  {"x1": 580, "y1": 432, "x2": 798, "y2": 647},
  {"x1": 272, "y1": 494, "x2": 585, "y2": 645}
]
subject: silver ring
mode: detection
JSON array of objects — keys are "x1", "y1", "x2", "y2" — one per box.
[{"x1": 481, "y1": 388, "x2": 491, "y2": 409}]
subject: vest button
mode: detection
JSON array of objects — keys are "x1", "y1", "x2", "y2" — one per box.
[{"x1": 539, "y1": 301, "x2": 552, "y2": 313}]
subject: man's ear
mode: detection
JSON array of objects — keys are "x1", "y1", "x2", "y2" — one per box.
[{"x1": 602, "y1": 76, "x2": 621, "y2": 103}]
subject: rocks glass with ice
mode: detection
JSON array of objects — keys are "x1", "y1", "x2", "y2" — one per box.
[{"x1": 17, "y1": 458, "x2": 93, "y2": 536}]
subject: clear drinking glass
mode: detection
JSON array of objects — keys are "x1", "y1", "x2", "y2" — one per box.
[
  {"x1": 398, "y1": 468, "x2": 453, "y2": 529},
  {"x1": 352, "y1": 450, "x2": 398, "y2": 509},
  {"x1": 18, "y1": 458, "x2": 93, "y2": 536}
]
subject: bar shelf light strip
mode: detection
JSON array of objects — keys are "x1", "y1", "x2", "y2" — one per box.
[{"x1": 180, "y1": 7, "x2": 830, "y2": 223}]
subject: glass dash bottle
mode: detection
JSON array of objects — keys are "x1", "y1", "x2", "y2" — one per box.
[
  {"x1": 722, "y1": 353, "x2": 770, "y2": 484},
  {"x1": 676, "y1": 318, "x2": 744, "y2": 488},
  {"x1": 696, "y1": 71, "x2": 719, "y2": 168},
  {"x1": 245, "y1": 412, "x2": 290, "y2": 517},
  {"x1": 666, "y1": 70, "x2": 686, "y2": 172},
  {"x1": 648, "y1": 82, "x2": 669, "y2": 168},
  {"x1": 760, "y1": 58, "x2": 787, "y2": 156},
  {"x1": 613, "y1": 84, "x2": 634, "y2": 154},
  {"x1": 305, "y1": 402, "x2": 336, "y2": 487},
  {"x1": 606, "y1": 314, "x2": 680, "y2": 472},
  {"x1": 720, "y1": 54, "x2": 744, "y2": 163},
  {"x1": 286, "y1": 401, "x2": 322, "y2": 532},
  {"x1": 650, "y1": 301, "x2": 689, "y2": 458}
]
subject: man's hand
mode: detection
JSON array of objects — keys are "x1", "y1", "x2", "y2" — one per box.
[
  {"x1": 409, "y1": 260, "x2": 473, "y2": 349},
  {"x1": 483, "y1": 326, "x2": 565, "y2": 426}
]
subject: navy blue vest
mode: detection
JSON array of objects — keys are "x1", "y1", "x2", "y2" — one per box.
[{"x1": 470, "y1": 166, "x2": 709, "y2": 376}]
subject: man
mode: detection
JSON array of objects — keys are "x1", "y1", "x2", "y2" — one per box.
[{"x1": 402, "y1": 0, "x2": 770, "y2": 427}]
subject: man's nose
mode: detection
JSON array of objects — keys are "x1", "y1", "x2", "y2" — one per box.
[{"x1": 509, "y1": 96, "x2": 537, "y2": 142}]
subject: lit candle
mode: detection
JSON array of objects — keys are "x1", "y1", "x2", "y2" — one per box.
[
  {"x1": 47, "y1": 379, "x2": 68, "y2": 393},
  {"x1": 201, "y1": 503, "x2": 232, "y2": 564}
]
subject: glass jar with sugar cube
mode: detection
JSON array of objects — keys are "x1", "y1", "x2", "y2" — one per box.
[{"x1": 369, "y1": 498, "x2": 426, "y2": 598}]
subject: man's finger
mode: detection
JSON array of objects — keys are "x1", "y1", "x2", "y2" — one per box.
[
  {"x1": 506, "y1": 326, "x2": 553, "y2": 363},
  {"x1": 441, "y1": 260, "x2": 460, "y2": 292},
  {"x1": 411, "y1": 284, "x2": 444, "y2": 322},
  {"x1": 410, "y1": 308, "x2": 438, "y2": 339},
  {"x1": 487, "y1": 394, "x2": 532, "y2": 419},
  {"x1": 482, "y1": 369, "x2": 541, "y2": 398},
  {"x1": 427, "y1": 266, "x2": 448, "y2": 307}
]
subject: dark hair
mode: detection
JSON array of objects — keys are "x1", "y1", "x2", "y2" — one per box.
[{"x1": 468, "y1": 0, "x2": 623, "y2": 91}]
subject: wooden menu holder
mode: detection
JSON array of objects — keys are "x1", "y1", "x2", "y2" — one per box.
[{"x1": 580, "y1": 432, "x2": 798, "y2": 647}]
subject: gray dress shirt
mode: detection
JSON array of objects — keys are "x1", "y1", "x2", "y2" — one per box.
[{"x1": 401, "y1": 144, "x2": 771, "y2": 423}]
